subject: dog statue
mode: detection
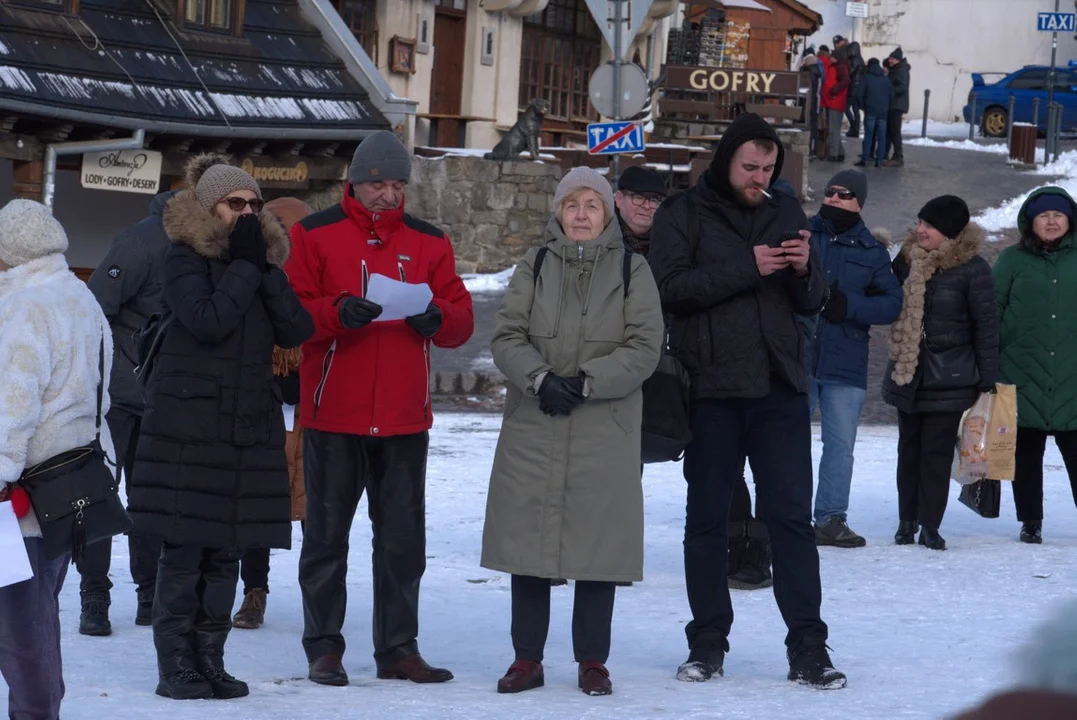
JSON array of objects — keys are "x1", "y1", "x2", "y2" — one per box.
[{"x1": 484, "y1": 98, "x2": 549, "y2": 161}]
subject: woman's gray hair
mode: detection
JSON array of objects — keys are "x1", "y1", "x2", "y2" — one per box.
[{"x1": 1015, "y1": 597, "x2": 1077, "y2": 692}]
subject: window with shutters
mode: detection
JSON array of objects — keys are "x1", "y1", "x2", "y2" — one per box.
[{"x1": 335, "y1": 0, "x2": 378, "y2": 65}]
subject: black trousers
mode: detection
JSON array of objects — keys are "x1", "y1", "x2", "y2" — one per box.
[
  {"x1": 240, "y1": 548, "x2": 270, "y2": 594},
  {"x1": 1012, "y1": 427, "x2": 1077, "y2": 523},
  {"x1": 510, "y1": 575, "x2": 616, "y2": 664},
  {"x1": 153, "y1": 543, "x2": 241, "y2": 676},
  {"x1": 896, "y1": 410, "x2": 963, "y2": 529},
  {"x1": 299, "y1": 429, "x2": 429, "y2": 665},
  {"x1": 683, "y1": 382, "x2": 826, "y2": 652},
  {"x1": 845, "y1": 97, "x2": 861, "y2": 134},
  {"x1": 76, "y1": 407, "x2": 161, "y2": 602},
  {"x1": 886, "y1": 109, "x2": 905, "y2": 160}
]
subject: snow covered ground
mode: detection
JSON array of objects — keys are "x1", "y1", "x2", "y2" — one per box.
[
  {"x1": 902, "y1": 120, "x2": 972, "y2": 139},
  {"x1": 975, "y1": 151, "x2": 1077, "y2": 233},
  {"x1": 462, "y1": 267, "x2": 514, "y2": 294},
  {"x1": 904, "y1": 137, "x2": 1009, "y2": 155},
  {"x1": 6, "y1": 416, "x2": 1077, "y2": 719}
]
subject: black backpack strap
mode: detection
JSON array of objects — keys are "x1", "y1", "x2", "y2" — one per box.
[
  {"x1": 532, "y1": 246, "x2": 548, "y2": 284},
  {"x1": 622, "y1": 250, "x2": 632, "y2": 297}
]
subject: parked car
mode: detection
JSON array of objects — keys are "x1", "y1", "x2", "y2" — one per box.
[{"x1": 962, "y1": 64, "x2": 1077, "y2": 137}]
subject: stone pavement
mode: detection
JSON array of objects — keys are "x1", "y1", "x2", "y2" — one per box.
[{"x1": 431, "y1": 144, "x2": 1065, "y2": 420}]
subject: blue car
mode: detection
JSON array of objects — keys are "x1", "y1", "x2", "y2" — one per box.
[{"x1": 962, "y1": 64, "x2": 1077, "y2": 137}]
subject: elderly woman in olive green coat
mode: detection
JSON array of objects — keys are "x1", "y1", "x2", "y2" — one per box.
[{"x1": 481, "y1": 167, "x2": 664, "y2": 697}]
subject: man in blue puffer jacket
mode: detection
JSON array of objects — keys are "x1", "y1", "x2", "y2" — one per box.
[{"x1": 808, "y1": 170, "x2": 902, "y2": 548}]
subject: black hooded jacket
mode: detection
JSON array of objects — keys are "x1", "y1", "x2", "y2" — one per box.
[{"x1": 647, "y1": 113, "x2": 828, "y2": 399}]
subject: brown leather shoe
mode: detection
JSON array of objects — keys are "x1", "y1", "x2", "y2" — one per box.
[
  {"x1": 578, "y1": 661, "x2": 612, "y2": 696},
  {"x1": 497, "y1": 660, "x2": 544, "y2": 694},
  {"x1": 232, "y1": 588, "x2": 266, "y2": 629},
  {"x1": 308, "y1": 655, "x2": 348, "y2": 686},
  {"x1": 376, "y1": 653, "x2": 454, "y2": 683}
]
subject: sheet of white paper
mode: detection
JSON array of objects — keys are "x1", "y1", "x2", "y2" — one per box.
[
  {"x1": 0, "y1": 500, "x2": 33, "y2": 588},
  {"x1": 282, "y1": 403, "x2": 296, "y2": 432},
  {"x1": 366, "y1": 274, "x2": 434, "y2": 323}
]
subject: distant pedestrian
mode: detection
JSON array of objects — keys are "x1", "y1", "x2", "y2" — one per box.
[
  {"x1": 822, "y1": 47, "x2": 851, "y2": 162},
  {"x1": 834, "y1": 36, "x2": 865, "y2": 138},
  {"x1": 883, "y1": 195, "x2": 997, "y2": 551},
  {"x1": 855, "y1": 58, "x2": 896, "y2": 168},
  {"x1": 885, "y1": 48, "x2": 911, "y2": 167}
]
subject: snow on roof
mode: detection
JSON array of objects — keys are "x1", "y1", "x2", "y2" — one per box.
[
  {"x1": 720, "y1": 0, "x2": 771, "y2": 11},
  {"x1": 210, "y1": 93, "x2": 306, "y2": 120},
  {"x1": 0, "y1": 40, "x2": 9, "y2": 56},
  {"x1": 0, "y1": 65, "x2": 34, "y2": 92},
  {"x1": 300, "y1": 98, "x2": 370, "y2": 121}
]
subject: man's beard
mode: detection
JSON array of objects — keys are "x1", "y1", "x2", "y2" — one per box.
[{"x1": 733, "y1": 184, "x2": 765, "y2": 207}]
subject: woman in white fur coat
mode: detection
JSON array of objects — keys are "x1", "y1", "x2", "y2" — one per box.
[{"x1": 0, "y1": 198, "x2": 114, "y2": 720}]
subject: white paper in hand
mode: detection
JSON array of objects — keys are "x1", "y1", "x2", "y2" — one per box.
[
  {"x1": 0, "y1": 501, "x2": 33, "y2": 588},
  {"x1": 282, "y1": 403, "x2": 296, "y2": 432},
  {"x1": 366, "y1": 274, "x2": 434, "y2": 323}
]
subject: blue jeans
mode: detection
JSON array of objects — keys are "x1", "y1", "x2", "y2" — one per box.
[
  {"x1": 862, "y1": 115, "x2": 887, "y2": 164},
  {"x1": 809, "y1": 380, "x2": 867, "y2": 525}
]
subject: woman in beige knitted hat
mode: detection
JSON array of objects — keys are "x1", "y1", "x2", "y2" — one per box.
[{"x1": 125, "y1": 155, "x2": 313, "y2": 700}]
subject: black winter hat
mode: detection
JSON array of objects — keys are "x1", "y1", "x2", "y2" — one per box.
[
  {"x1": 706, "y1": 112, "x2": 784, "y2": 197},
  {"x1": 918, "y1": 195, "x2": 970, "y2": 239},
  {"x1": 889, "y1": 47, "x2": 904, "y2": 61},
  {"x1": 618, "y1": 166, "x2": 667, "y2": 198}
]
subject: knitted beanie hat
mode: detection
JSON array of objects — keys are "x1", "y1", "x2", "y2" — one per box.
[
  {"x1": 827, "y1": 169, "x2": 868, "y2": 206},
  {"x1": 349, "y1": 130, "x2": 412, "y2": 184},
  {"x1": 918, "y1": 195, "x2": 970, "y2": 240},
  {"x1": 194, "y1": 164, "x2": 261, "y2": 211},
  {"x1": 0, "y1": 199, "x2": 69, "y2": 267},
  {"x1": 553, "y1": 167, "x2": 616, "y2": 220}
]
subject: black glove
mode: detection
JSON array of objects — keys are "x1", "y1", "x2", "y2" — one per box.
[
  {"x1": 405, "y1": 302, "x2": 443, "y2": 339},
  {"x1": 229, "y1": 214, "x2": 267, "y2": 271},
  {"x1": 274, "y1": 373, "x2": 300, "y2": 406},
  {"x1": 821, "y1": 282, "x2": 848, "y2": 324},
  {"x1": 338, "y1": 296, "x2": 383, "y2": 329},
  {"x1": 537, "y1": 373, "x2": 585, "y2": 417}
]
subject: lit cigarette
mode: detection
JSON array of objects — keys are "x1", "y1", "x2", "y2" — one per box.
[{"x1": 759, "y1": 188, "x2": 772, "y2": 199}]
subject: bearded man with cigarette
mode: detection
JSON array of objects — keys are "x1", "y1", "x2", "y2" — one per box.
[{"x1": 648, "y1": 113, "x2": 844, "y2": 689}]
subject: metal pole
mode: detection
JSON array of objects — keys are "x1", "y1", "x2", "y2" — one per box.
[
  {"x1": 1033, "y1": 96, "x2": 1041, "y2": 132},
  {"x1": 1045, "y1": 105, "x2": 1053, "y2": 165},
  {"x1": 1055, "y1": 103, "x2": 1063, "y2": 162},
  {"x1": 1048, "y1": 0, "x2": 1060, "y2": 123},
  {"x1": 612, "y1": 0, "x2": 623, "y2": 185},
  {"x1": 969, "y1": 94, "x2": 977, "y2": 140},
  {"x1": 1006, "y1": 94, "x2": 1016, "y2": 149},
  {"x1": 921, "y1": 89, "x2": 930, "y2": 138}
]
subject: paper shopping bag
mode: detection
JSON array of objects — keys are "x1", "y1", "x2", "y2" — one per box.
[{"x1": 985, "y1": 383, "x2": 1017, "y2": 481}]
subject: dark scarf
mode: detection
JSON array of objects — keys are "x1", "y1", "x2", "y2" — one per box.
[
  {"x1": 618, "y1": 211, "x2": 650, "y2": 256},
  {"x1": 819, "y1": 204, "x2": 861, "y2": 235}
]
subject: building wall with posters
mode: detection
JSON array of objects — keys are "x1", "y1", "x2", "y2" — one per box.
[
  {"x1": 355, "y1": 0, "x2": 678, "y2": 151},
  {"x1": 800, "y1": 0, "x2": 1077, "y2": 122}
]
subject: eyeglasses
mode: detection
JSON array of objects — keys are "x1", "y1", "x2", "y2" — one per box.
[
  {"x1": 222, "y1": 197, "x2": 265, "y2": 213},
  {"x1": 824, "y1": 187, "x2": 856, "y2": 201},
  {"x1": 625, "y1": 191, "x2": 664, "y2": 208}
]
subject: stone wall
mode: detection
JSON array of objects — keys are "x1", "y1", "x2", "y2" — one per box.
[{"x1": 407, "y1": 156, "x2": 563, "y2": 273}]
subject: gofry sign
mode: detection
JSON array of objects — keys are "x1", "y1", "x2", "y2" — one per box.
[{"x1": 665, "y1": 65, "x2": 803, "y2": 95}]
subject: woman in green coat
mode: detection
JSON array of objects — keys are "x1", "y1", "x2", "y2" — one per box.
[
  {"x1": 996, "y1": 186, "x2": 1077, "y2": 544},
  {"x1": 481, "y1": 167, "x2": 663, "y2": 697}
]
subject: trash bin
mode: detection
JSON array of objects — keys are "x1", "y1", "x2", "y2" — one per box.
[{"x1": 1010, "y1": 123, "x2": 1037, "y2": 165}]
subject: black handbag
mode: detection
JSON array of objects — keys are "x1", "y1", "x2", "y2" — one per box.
[
  {"x1": 134, "y1": 311, "x2": 174, "y2": 398},
  {"x1": 921, "y1": 344, "x2": 980, "y2": 390},
  {"x1": 641, "y1": 346, "x2": 693, "y2": 464},
  {"x1": 19, "y1": 339, "x2": 133, "y2": 562},
  {"x1": 958, "y1": 479, "x2": 1001, "y2": 519}
]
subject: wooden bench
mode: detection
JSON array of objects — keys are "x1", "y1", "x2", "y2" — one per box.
[{"x1": 745, "y1": 102, "x2": 804, "y2": 123}]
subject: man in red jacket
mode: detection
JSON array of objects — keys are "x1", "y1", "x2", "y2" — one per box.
[
  {"x1": 285, "y1": 130, "x2": 474, "y2": 687},
  {"x1": 821, "y1": 47, "x2": 850, "y2": 162}
]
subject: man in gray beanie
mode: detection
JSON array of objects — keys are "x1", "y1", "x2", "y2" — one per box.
[
  {"x1": 806, "y1": 168, "x2": 901, "y2": 548},
  {"x1": 285, "y1": 129, "x2": 473, "y2": 687}
]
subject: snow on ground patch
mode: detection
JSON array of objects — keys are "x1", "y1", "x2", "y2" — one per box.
[
  {"x1": 974, "y1": 151, "x2": 1077, "y2": 232},
  {"x1": 902, "y1": 120, "x2": 973, "y2": 138},
  {"x1": 463, "y1": 267, "x2": 515, "y2": 294},
  {"x1": 12, "y1": 416, "x2": 1077, "y2": 719},
  {"x1": 904, "y1": 137, "x2": 1009, "y2": 155}
]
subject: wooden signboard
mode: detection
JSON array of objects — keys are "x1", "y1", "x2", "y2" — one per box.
[{"x1": 665, "y1": 65, "x2": 804, "y2": 95}]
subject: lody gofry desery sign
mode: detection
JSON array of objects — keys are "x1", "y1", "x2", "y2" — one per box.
[
  {"x1": 81, "y1": 149, "x2": 163, "y2": 194},
  {"x1": 665, "y1": 65, "x2": 803, "y2": 95}
]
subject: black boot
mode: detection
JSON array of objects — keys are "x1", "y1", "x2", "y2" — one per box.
[
  {"x1": 918, "y1": 526, "x2": 947, "y2": 551},
  {"x1": 726, "y1": 521, "x2": 748, "y2": 584},
  {"x1": 79, "y1": 593, "x2": 112, "y2": 636},
  {"x1": 729, "y1": 521, "x2": 772, "y2": 590},
  {"x1": 136, "y1": 599, "x2": 154, "y2": 627},
  {"x1": 1020, "y1": 522, "x2": 1043, "y2": 544},
  {"x1": 676, "y1": 639, "x2": 727, "y2": 682},
  {"x1": 787, "y1": 644, "x2": 847, "y2": 689},
  {"x1": 894, "y1": 521, "x2": 918, "y2": 545},
  {"x1": 155, "y1": 668, "x2": 214, "y2": 700},
  {"x1": 194, "y1": 547, "x2": 243, "y2": 699}
]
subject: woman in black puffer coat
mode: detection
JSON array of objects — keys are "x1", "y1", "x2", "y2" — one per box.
[
  {"x1": 127, "y1": 156, "x2": 313, "y2": 700},
  {"x1": 882, "y1": 195, "x2": 998, "y2": 551}
]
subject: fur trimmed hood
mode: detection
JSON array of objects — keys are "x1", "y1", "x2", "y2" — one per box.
[
  {"x1": 162, "y1": 189, "x2": 291, "y2": 267},
  {"x1": 872, "y1": 227, "x2": 892, "y2": 248},
  {"x1": 888, "y1": 222, "x2": 986, "y2": 385}
]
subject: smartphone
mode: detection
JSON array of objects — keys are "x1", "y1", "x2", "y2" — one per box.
[{"x1": 769, "y1": 230, "x2": 804, "y2": 249}]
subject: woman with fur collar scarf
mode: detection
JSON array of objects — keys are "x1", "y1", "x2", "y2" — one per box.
[
  {"x1": 882, "y1": 195, "x2": 999, "y2": 551},
  {"x1": 126, "y1": 157, "x2": 313, "y2": 701}
]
